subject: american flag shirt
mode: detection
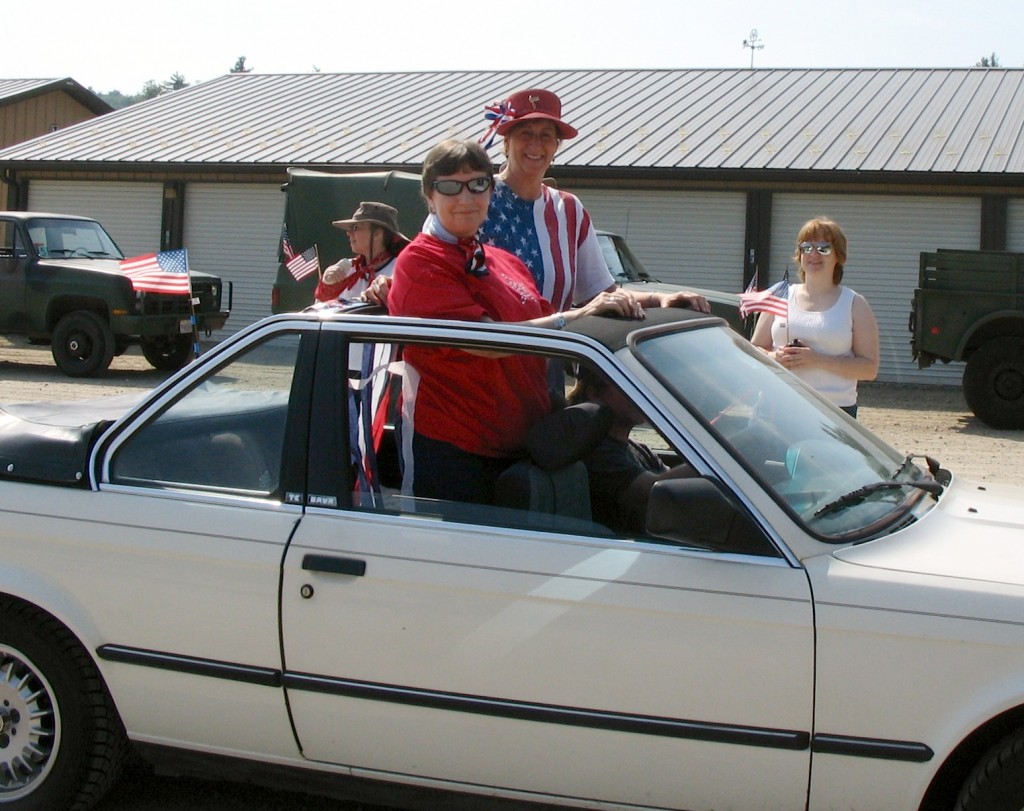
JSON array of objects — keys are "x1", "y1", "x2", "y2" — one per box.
[{"x1": 480, "y1": 178, "x2": 613, "y2": 312}]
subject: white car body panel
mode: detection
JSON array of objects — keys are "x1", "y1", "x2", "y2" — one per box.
[
  {"x1": 282, "y1": 509, "x2": 814, "y2": 809},
  {"x1": 6, "y1": 309, "x2": 1024, "y2": 811}
]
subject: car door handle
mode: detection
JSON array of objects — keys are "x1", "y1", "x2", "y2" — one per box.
[{"x1": 301, "y1": 554, "x2": 367, "y2": 577}]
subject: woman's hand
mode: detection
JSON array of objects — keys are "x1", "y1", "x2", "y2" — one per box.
[
  {"x1": 362, "y1": 274, "x2": 393, "y2": 305},
  {"x1": 321, "y1": 258, "x2": 352, "y2": 286},
  {"x1": 774, "y1": 341, "x2": 814, "y2": 369},
  {"x1": 650, "y1": 290, "x2": 711, "y2": 313},
  {"x1": 577, "y1": 289, "x2": 646, "y2": 319}
]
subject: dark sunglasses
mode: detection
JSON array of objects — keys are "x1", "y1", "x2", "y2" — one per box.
[
  {"x1": 799, "y1": 241, "x2": 833, "y2": 256},
  {"x1": 431, "y1": 177, "x2": 493, "y2": 196}
]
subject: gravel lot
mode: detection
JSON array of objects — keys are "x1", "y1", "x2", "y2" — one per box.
[{"x1": 2, "y1": 335, "x2": 1022, "y2": 810}]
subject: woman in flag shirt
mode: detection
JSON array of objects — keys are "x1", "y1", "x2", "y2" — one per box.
[
  {"x1": 479, "y1": 87, "x2": 710, "y2": 315},
  {"x1": 750, "y1": 217, "x2": 879, "y2": 417},
  {"x1": 388, "y1": 139, "x2": 639, "y2": 505}
]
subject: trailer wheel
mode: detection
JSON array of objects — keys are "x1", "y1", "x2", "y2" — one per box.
[
  {"x1": 51, "y1": 311, "x2": 115, "y2": 378},
  {"x1": 962, "y1": 337, "x2": 1024, "y2": 429}
]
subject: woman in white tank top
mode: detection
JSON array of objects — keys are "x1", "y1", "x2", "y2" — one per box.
[{"x1": 750, "y1": 217, "x2": 879, "y2": 417}]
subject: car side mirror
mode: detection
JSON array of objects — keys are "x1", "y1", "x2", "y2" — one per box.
[{"x1": 646, "y1": 476, "x2": 774, "y2": 556}]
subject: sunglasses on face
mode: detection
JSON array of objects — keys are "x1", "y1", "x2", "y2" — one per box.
[
  {"x1": 431, "y1": 176, "x2": 493, "y2": 196},
  {"x1": 799, "y1": 241, "x2": 834, "y2": 256}
]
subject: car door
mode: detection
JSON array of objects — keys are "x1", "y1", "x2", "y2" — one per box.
[
  {"x1": 280, "y1": 328, "x2": 815, "y2": 810},
  {"x1": 88, "y1": 327, "x2": 314, "y2": 754}
]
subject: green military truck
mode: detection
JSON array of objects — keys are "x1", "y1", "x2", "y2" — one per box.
[
  {"x1": 911, "y1": 248, "x2": 1024, "y2": 429},
  {"x1": 1, "y1": 211, "x2": 230, "y2": 377}
]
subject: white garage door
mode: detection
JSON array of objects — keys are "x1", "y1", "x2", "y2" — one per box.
[
  {"x1": 1006, "y1": 198, "x2": 1024, "y2": 251},
  {"x1": 27, "y1": 180, "x2": 163, "y2": 257},
  {"x1": 183, "y1": 183, "x2": 286, "y2": 338},
  {"x1": 571, "y1": 188, "x2": 748, "y2": 293},
  {"x1": 771, "y1": 194, "x2": 980, "y2": 385}
]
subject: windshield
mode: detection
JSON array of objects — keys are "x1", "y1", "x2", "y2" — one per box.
[
  {"x1": 635, "y1": 324, "x2": 935, "y2": 540},
  {"x1": 27, "y1": 217, "x2": 124, "y2": 259},
  {"x1": 597, "y1": 234, "x2": 656, "y2": 284}
]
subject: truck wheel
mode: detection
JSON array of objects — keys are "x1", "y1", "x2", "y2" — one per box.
[
  {"x1": 962, "y1": 337, "x2": 1024, "y2": 430},
  {"x1": 955, "y1": 727, "x2": 1024, "y2": 810},
  {"x1": 141, "y1": 334, "x2": 194, "y2": 371},
  {"x1": 0, "y1": 600, "x2": 128, "y2": 810},
  {"x1": 51, "y1": 311, "x2": 115, "y2": 378}
]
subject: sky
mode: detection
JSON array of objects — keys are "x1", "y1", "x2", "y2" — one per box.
[{"x1": 5, "y1": 0, "x2": 1021, "y2": 94}]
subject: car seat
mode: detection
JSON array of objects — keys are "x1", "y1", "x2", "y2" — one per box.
[{"x1": 494, "y1": 402, "x2": 613, "y2": 527}]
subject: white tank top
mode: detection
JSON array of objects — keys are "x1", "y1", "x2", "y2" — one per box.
[{"x1": 770, "y1": 285, "x2": 858, "y2": 407}]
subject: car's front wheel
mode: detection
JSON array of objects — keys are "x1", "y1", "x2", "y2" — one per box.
[
  {"x1": 956, "y1": 727, "x2": 1024, "y2": 810},
  {"x1": 0, "y1": 600, "x2": 128, "y2": 810}
]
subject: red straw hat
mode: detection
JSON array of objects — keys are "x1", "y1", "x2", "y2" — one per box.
[{"x1": 492, "y1": 88, "x2": 578, "y2": 140}]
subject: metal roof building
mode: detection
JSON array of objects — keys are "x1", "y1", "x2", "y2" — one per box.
[
  {"x1": 0, "y1": 77, "x2": 113, "y2": 208},
  {"x1": 1, "y1": 68, "x2": 1022, "y2": 384}
]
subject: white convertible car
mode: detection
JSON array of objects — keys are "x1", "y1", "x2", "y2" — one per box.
[{"x1": 2, "y1": 306, "x2": 1023, "y2": 811}]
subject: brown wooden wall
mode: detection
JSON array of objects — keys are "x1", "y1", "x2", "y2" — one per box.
[{"x1": 1, "y1": 90, "x2": 101, "y2": 209}]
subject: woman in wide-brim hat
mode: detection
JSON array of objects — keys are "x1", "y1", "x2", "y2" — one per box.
[
  {"x1": 314, "y1": 201, "x2": 410, "y2": 303},
  {"x1": 478, "y1": 87, "x2": 709, "y2": 316}
]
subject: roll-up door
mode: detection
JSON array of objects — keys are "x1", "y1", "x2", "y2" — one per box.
[
  {"x1": 770, "y1": 194, "x2": 980, "y2": 385},
  {"x1": 183, "y1": 183, "x2": 285, "y2": 337},
  {"x1": 1006, "y1": 199, "x2": 1024, "y2": 251},
  {"x1": 27, "y1": 180, "x2": 163, "y2": 257},
  {"x1": 571, "y1": 188, "x2": 747, "y2": 293}
]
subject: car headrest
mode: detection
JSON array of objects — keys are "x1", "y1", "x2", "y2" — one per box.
[{"x1": 525, "y1": 402, "x2": 613, "y2": 471}]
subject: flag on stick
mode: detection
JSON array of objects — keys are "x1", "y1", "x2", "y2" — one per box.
[
  {"x1": 280, "y1": 223, "x2": 297, "y2": 262},
  {"x1": 120, "y1": 249, "x2": 191, "y2": 295},
  {"x1": 287, "y1": 245, "x2": 319, "y2": 281},
  {"x1": 739, "y1": 270, "x2": 789, "y2": 318}
]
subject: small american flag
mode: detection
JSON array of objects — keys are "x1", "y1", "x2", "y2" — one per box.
[
  {"x1": 287, "y1": 244, "x2": 319, "y2": 280},
  {"x1": 739, "y1": 271, "x2": 789, "y2": 318},
  {"x1": 120, "y1": 249, "x2": 191, "y2": 295},
  {"x1": 280, "y1": 223, "x2": 297, "y2": 262}
]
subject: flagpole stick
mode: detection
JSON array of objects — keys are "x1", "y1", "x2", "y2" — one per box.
[{"x1": 185, "y1": 252, "x2": 200, "y2": 360}]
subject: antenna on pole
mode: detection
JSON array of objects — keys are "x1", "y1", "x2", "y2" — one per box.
[{"x1": 742, "y1": 29, "x2": 764, "y2": 68}]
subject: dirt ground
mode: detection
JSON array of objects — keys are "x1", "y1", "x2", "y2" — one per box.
[{"x1": 2, "y1": 335, "x2": 1021, "y2": 487}]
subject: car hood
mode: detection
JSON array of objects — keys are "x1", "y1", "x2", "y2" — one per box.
[
  {"x1": 832, "y1": 477, "x2": 1024, "y2": 588},
  {"x1": 49, "y1": 258, "x2": 221, "y2": 281},
  {"x1": 0, "y1": 393, "x2": 143, "y2": 486},
  {"x1": 620, "y1": 280, "x2": 739, "y2": 306}
]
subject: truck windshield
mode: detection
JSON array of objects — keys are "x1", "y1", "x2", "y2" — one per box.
[
  {"x1": 27, "y1": 217, "x2": 124, "y2": 259},
  {"x1": 634, "y1": 325, "x2": 937, "y2": 541}
]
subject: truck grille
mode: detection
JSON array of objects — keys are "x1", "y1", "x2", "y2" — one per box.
[{"x1": 139, "y1": 280, "x2": 221, "y2": 315}]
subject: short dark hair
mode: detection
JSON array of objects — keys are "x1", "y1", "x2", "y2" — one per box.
[{"x1": 421, "y1": 139, "x2": 494, "y2": 198}]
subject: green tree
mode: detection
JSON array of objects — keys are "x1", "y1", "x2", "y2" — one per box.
[
  {"x1": 976, "y1": 53, "x2": 1001, "y2": 67},
  {"x1": 141, "y1": 80, "x2": 162, "y2": 100},
  {"x1": 163, "y1": 72, "x2": 189, "y2": 92}
]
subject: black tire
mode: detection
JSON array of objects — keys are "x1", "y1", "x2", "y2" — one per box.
[
  {"x1": 50, "y1": 311, "x2": 115, "y2": 378},
  {"x1": 140, "y1": 334, "x2": 194, "y2": 371},
  {"x1": 0, "y1": 601, "x2": 128, "y2": 810},
  {"x1": 956, "y1": 728, "x2": 1024, "y2": 810},
  {"x1": 962, "y1": 337, "x2": 1024, "y2": 430}
]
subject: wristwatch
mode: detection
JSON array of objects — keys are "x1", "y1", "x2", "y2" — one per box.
[{"x1": 553, "y1": 312, "x2": 567, "y2": 329}]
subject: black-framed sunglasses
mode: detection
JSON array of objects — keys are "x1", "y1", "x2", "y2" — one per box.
[
  {"x1": 431, "y1": 177, "x2": 493, "y2": 196},
  {"x1": 799, "y1": 241, "x2": 833, "y2": 256}
]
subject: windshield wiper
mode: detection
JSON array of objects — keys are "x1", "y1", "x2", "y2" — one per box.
[{"x1": 814, "y1": 479, "x2": 944, "y2": 519}]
